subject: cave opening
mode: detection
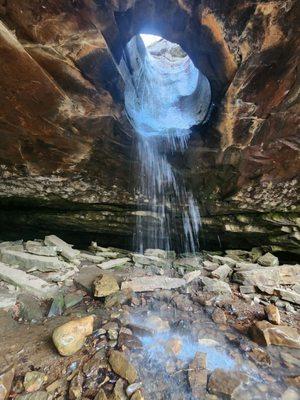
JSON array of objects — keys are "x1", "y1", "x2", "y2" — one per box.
[{"x1": 119, "y1": 34, "x2": 211, "y2": 253}]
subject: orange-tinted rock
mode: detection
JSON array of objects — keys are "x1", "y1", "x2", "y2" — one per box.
[
  {"x1": 265, "y1": 304, "x2": 281, "y2": 325},
  {"x1": 249, "y1": 320, "x2": 300, "y2": 349}
]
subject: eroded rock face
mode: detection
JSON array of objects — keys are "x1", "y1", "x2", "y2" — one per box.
[{"x1": 0, "y1": 0, "x2": 299, "y2": 252}]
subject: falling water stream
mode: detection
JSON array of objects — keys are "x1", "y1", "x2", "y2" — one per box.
[{"x1": 119, "y1": 34, "x2": 211, "y2": 253}]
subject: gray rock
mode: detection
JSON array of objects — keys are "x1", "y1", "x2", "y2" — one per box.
[
  {"x1": 48, "y1": 294, "x2": 64, "y2": 317},
  {"x1": 233, "y1": 265, "x2": 300, "y2": 287},
  {"x1": 239, "y1": 285, "x2": 255, "y2": 294},
  {"x1": 44, "y1": 235, "x2": 80, "y2": 261},
  {"x1": 25, "y1": 241, "x2": 57, "y2": 257},
  {"x1": 64, "y1": 292, "x2": 83, "y2": 308},
  {"x1": 184, "y1": 270, "x2": 202, "y2": 283},
  {"x1": 45, "y1": 268, "x2": 76, "y2": 283},
  {"x1": 121, "y1": 276, "x2": 185, "y2": 292},
  {"x1": 0, "y1": 289, "x2": 17, "y2": 309},
  {"x1": 257, "y1": 252, "x2": 279, "y2": 267},
  {"x1": 202, "y1": 277, "x2": 232, "y2": 294},
  {"x1": 0, "y1": 263, "x2": 58, "y2": 299},
  {"x1": 207, "y1": 255, "x2": 236, "y2": 268},
  {"x1": 203, "y1": 260, "x2": 219, "y2": 271},
  {"x1": 74, "y1": 265, "x2": 102, "y2": 294},
  {"x1": 18, "y1": 294, "x2": 43, "y2": 322},
  {"x1": 225, "y1": 249, "x2": 251, "y2": 261},
  {"x1": 292, "y1": 284, "x2": 300, "y2": 294},
  {"x1": 144, "y1": 248, "x2": 168, "y2": 259},
  {"x1": 211, "y1": 264, "x2": 232, "y2": 280},
  {"x1": 98, "y1": 258, "x2": 130, "y2": 270},
  {"x1": 235, "y1": 262, "x2": 259, "y2": 270},
  {"x1": 275, "y1": 288, "x2": 300, "y2": 305},
  {"x1": 80, "y1": 252, "x2": 105, "y2": 263},
  {"x1": 173, "y1": 257, "x2": 201, "y2": 270},
  {"x1": 132, "y1": 253, "x2": 170, "y2": 268},
  {"x1": 96, "y1": 251, "x2": 119, "y2": 258},
  {"x1": 0, "y1": 249, "x2": 65, "y2": 272}
]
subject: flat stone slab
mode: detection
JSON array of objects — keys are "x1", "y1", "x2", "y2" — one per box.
[
  {"x1": 132, "y1": 254, "x2": 171, "y2": 268},
  {"x1": 80, "y1": 252, "x2": 105, "y2": 263},
  {"x1": 25, "y1": 241, "x2": 57, "y2": 257},
  {"x1": 98, "y1": 258, "x2": 130, "y2": 270},
  {"x1": 121, "y1": 276, "x2": 185, "y2": 292},
  {"x1": 0, "y1": 249, "x2": 66, "y2": 272},
  {"x1": 0, "y1": 262, "x2": 58, "y2": 299},
  {"x1": 275, "y1": 288, "x2": 300, "y2": 305},
  {"x1": 233, "y1": 265, "x2": 300, "y2": 287},
  {"x1": 44, "y1": 235, "x2": 80, "y2": 261}
]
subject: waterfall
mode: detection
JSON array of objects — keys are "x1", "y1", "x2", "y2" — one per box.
[{"x1": 119, "y1": 35, "x2": 211, "y2": 253}]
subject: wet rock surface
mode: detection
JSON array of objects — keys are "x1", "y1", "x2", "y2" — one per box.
[{"x1": 0, "y1": 236, "x2": 299, "y2": 399}]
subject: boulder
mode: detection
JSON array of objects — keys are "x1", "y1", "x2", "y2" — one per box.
[
  {"x1": 121, "y1": 276, "x2": 185, "y2": 292},
  {"x1": 0, "y1": 249, "x2": 65, "y2": 272},
  {"x1": 52, "y1": 315, "x2": 94, "y2": 356},
  {"x1": 0, "y1": 263, "x2": 58, "y2": 299},
  {"x1": 207, "y1": 369, "x2": 248, "y2": 398},
  {"x1": 94, "y1": 275, "x2": 119, "y2": 297},
  {"x1": 44, "y1": 235, "x2": 80, "y2": 261},
  {"x1": 265, "y1": 304, "x2": 281, "y2": 325},
  {"x1": 249, "y1": 320, "x2": 300, "y2": 349},
  {"x1": 109, "y1": 350, "x2": 138, "y2": 384},
  {"x1": 0, "y1": 365, "x2": 14, "y2": 400},
  {"x1": 98, "y1": 258, "x2": 130, "y2": 270},
  {"x1": 257, "y1": 252, "x2": 279, "y2": 267}
]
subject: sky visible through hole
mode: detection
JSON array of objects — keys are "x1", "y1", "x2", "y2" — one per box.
[{"x1": 140, "y1": 33, "x2": 162, "y2": 47}]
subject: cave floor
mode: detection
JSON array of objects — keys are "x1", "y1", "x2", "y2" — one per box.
[{"x1": 0, "y1": 239, "x2": 299, "y2": 399}]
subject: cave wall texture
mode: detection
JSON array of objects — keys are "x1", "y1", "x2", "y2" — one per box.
[{"x1": 0, "y1": 0, "x2": 299, "y2": 252}]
